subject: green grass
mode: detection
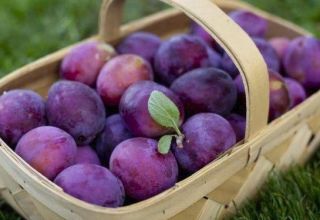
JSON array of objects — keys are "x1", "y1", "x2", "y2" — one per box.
[{"x1": 0, "y1": 0, "x2": 320, "y2": 219}]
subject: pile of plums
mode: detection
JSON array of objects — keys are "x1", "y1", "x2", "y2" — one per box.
[{"x1": 0, "y1": 10, "x2": 319, "y2": 208}]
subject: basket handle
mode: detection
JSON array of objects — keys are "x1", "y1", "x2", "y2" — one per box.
[{"x1": 99, "y1": 0, "x2": 270, "y2": 141}]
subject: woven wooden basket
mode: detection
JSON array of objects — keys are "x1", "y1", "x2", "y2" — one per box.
[{"x1": 0, "y1": 0, "x2": 318, "y2": 219}]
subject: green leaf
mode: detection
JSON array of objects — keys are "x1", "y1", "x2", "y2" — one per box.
[
  {"x1": 158, "y1": 135, "x2": 173, "y2": 154},
  {"x1": 148, "y1": 91, "x2": 180, "y2": 129}
]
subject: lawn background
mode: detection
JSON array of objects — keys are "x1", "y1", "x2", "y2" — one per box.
[{"x1": 0, "y1": 0, "x2": 320, "y2": 219}]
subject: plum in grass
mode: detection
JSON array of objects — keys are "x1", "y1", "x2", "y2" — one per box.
[
  {"x1": 95, "y1": 114, "x2": 133, "y2": 165},
  {"x1": 96, "y1": 54, "x2": 153, "y2": 106},
  {"x1": 15, "y1": 126, "x2": 77, "y2": 180},
  {"x1": 170, "y1": 68, "x2": 237, "y2": 116},
  {"x1": 226, "y1": 114, "x2": 246, "y2": 142},
  {"x1": 54, "y1": 164, "x2": 125, "y2": 207},
  {"x1": 229, "y1": 10, "x2": 268, "y2": 38},
  {"x1": 221, "y1": 38, "x2": 280, "y2": 77},
  {"x1": 61, "y1": 40, "x2": 116, "y2": 86},
  {"x1": 284, "y1": 36, "x2": 320, "y2": 91},
  {"x1": 154, "y1": 34, "x2": 211, "y2": 85},
  {"x1": 120, "y1": 81, "x2": 184, "y2": 138},
  {"x1": 110, "y1": 138, "x2": 178, "y2": 201},
  {"x1": 46, "y1": 81, "x2": 105, "y2": 145},
  {"x1": 285, "y1": 78, "x2": 307, "y2": 109},
  {"x1": 117, "y1": 32, "x2": 161, "y2": 63},
  {"x1": 75, "y1": 146, "x2": 100, "y2": 165},
  {"x1": 0, "y1": 90, "x2": 46, "y2": 147},
  {"x1": 173, "y1": 113, "x2": 236, "y2": 173}
]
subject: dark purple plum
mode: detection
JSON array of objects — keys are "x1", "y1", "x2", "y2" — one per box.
[
  {"x1": 283, "y1": 36, "x2": 320, "y2": 90},
  {"x1": 117, "y1": 32, "x2": 161, "y2": 63},
  {"x1": 206, "y1": 47, "x2": 222, "y2": 69},
  {"x1": 234, "y1": 74, "x2": 246, "y2": 115},
  {"x1": 221, "y1": 38, "x2": 280, "y2": 77},
  {"x1": 15, "y1": 126, "x2": 77, "y2": 180},
  {"x1": 226, "y1": 114, "x2": 246, "y2": 142},
  {"x1": 60, "y1": 40, "x2": 116, "y2": 86},
  {"x1": 75, "y1": 145, "x2": 100, "y2": 165},
  {"x1": 170, "y1": 68, "x2": 237, "y2": 116},
  {"x1": 46, "y1": 81, "x2": 106, "y2": 145},
  {"x1": 285, "y1": 78, "x2": 307, "y2": 109},
  {"x1": 229, "y1": 10, "x2": 268, "y2": 37},
  {"x1": 173, "y1": 113, "x2": 236, "y2": 173},
  {"x1": 110, "y1": 138, "x2": 178, "y2": 201},
  {"x1": 0, "y1": 90, "x2": 46, "y2": 147},
  {"x1": 190, "y1": 22, "x2": 216, "y2": 47},
  {"x1": 154, "y1": 34, "x2": 210, "y2": 85},
  {"x1": 54, "y1": 164, "x2": 125, "y2": 207},
  {"x1": 95, "y1": 114, "x2": 133, "y2": 165},
  {"x1": 96, "y1": 54, "x2": 153, "y2": 106},
  {"x1": 269, "y1": 70, "x2": 290, "y2": 120},
  {"x1": 120, "y1": 81, "x2": 184, "y2": 138}
]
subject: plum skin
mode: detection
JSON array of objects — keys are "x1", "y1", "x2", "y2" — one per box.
[
  {"x1": 61, "y1": 40, "x2": 116, "y2": 87},
  {"x1": 54, "y1": 164, "x2": 125, "y2": 207},
  {"x1": 109, "y1": 138, "x2": 178, "y2": 201},
  {"x1": 46, "y1": 80, "x2": 106, "y2": 145},
  {"x1": 170, "y1": 68, "x2": 237, "y2": 116},
  {"x1": 117, "y1": 32, "x2": 161, "y2": 63},
  {"x1": 15, "y1": 126, "x2": 77, "y2": 180},
  {"x1": 0, "y1": 90, "x2": 46, "y2": 147},
  {"x1": 154, "y1": 34, "x2": 210, "y2": 85},
  {"x1": 173, "y1": 113, "x2": 236, "y2": 173},
  {"x1": 75, "y1": 145, "x2": 101, "y2": 165},
  {"x1": 96, "y1": 54, "x2": 154, "y2": 106},
  {"x1": 226, "y1": 114, "x2": 246, "y2": 142},
  {"x1": 120, "y1": 81, "x2": 184, "y2": 138},
  {"x1": 95, "y1": 114, "x2": 133, "y2": 165},
  {"x1": 283, "y1": 36, "x2": 320, "y2": 90},
  {"x1": 284, "y1": 78, "x2": 307, "y2": 108}
]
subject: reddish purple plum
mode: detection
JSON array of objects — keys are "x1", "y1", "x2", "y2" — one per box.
[
  {"x1": 96, "y1": 54, "x2": 153, "y2": 106},
  {"x1": 222, "y1": 38, "x2": 280, "y2": 77},
  {"x1": 0, "y1": 90, "x2": 46, "y2": 147},
  {"x1": 154, "y1": 35, "x2": 210, "y2": 85},
  {"x1": 46, "y1": 81, "x2": 106, "y2": 145},
  {"x1": 284, "y1": 36, "x2": 320, "y2": 90},
  {"x1": 170, "y1": 68, "x2": 237, "y2": 116},
  {"x1": 95, "y1": 114, "x2": 133, "y2": 165},
  {"x1": 285, "y1": 78, "x2": 307, "y2": 108},
  {"x1": 117, "y1": 32, "x2": 161, "y2": 63},
  {"x1": 75, "y1": 145, "x2": 100, "y2": 165},
  {"x1": 60, "y1": 40, "x2": 116, "y2": 86},
  {"x1": 229, "y1": 10, "x2": 268, "y2": 37},
  {"x1": 15, "y1": 126, "x2": 77, "y2": 180},
  {"x1": 110, "y1": 138, "x2": 178, "y2": 201},
  {"x1": 173, "y1": 113, "x2": 236, "y2": 173},
  {"x1": 226, "y1": 114, "x2": 246, "y2": 142},
  {"x1": 120, "y1": 81, "x2": 184, "y2": 138},
  {"x1": 54, "y1": 164, "x2": 125, "y2": 207}
]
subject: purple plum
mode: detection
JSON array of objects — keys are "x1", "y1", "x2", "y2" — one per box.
[
  {"x1": 190, "y1": 22, "x2": 216, "y2": 47},
  {"x1": 229, "y1": 10, "x2": 268, "y2": 37},
  {"x1": 46, "y1": 81, "x2": 106, "y2": 145},
  {"x1": 226, "y1": 114, "x2": 246, "y2": 142},
  {"x1": 15, "y1": 126, "x2": 77, "y2": 180},
  {"x1": 154, "y1": 34, "x2": 210, "y2": 85},
  {"x1": 283, "y1": 36, "x2": 320, "y2": 90},
  {"x1": 173, "y1": 113, "x2": 236, "y2": 173},
  {"x1": 60, "y1": 40, "x2": 116, "y2": 86},
  {"x1": 269, "y1": 37, "x2": 290, "y2": 61},
  {"x1": 95, "y1": 114, "x2": 133, "y2": 165},
  {"x1": 75, "y1": 145, "x2": 100, "y2": 165},
  {"x1": 96, "y1": 54, "x2": 153, "y2": 106},
  {"x1": 110, "y1": 138, "x2": 178, "y2": 201},
  {"x1": 284, "y1": 78, "x2": 307, "y2": 108},
  {"x1": 54, "y1": 164, "x2": 125, "y2": 207},
  {"x1": 0, "y1": 90, "x2": 46, "y2": 147},
  {"x1": 117, "y1": 32, "x2": 161, "y2": 63},
  {"x1": 170, "y1": 68, "x2": 237, "y2": 116},
  {"x1": 120, "y1": 81, "x2": 184, "y2": 138}
]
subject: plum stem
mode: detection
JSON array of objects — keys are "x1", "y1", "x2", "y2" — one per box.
[{"x1": 173, "y1": 124, "x2": 184, "y2": 148}]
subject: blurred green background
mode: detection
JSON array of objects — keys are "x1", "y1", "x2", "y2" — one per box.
[{"x1": 0, "y1": 0, "x2": 320, "y2": 219}]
